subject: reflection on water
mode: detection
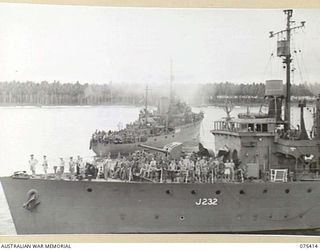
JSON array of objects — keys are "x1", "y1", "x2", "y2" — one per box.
[{"x1": 0, "y1": 105, "x2": 314, "y2": 235}]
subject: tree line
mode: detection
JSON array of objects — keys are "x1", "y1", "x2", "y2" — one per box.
[
  {"x1": 198, "y1": 82, "x2": 315, "y2": 104},
  {"x1": 0, "y1": 81, "x2": 316, "y2": 106},
  {"x1": 0, "y1": 81, "x2": 146, "y2": 105}
]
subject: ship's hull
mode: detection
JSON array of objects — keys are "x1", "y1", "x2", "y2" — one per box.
[
  {"x1": 91, "y1": 120, "x2": 202, "y2": 156},
  {"x1": 1, "y1": 176, "x2": 320, "y2": 234}
]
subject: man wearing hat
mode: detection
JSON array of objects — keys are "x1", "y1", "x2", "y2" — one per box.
[
  {"x1": 59, "y1": 157, "x2": 65, "y2": 174},
  {"x1": 69, "y1": 157, "x2": 75, "y2": 179},
  {"x1": 29, "y1": 154, "x2": 38, "y2": 177},
  {"x1": 42, "y1": 155, "x2": 48, "y2": 179}
]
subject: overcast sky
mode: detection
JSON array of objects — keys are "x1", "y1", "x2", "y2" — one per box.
[{"x1": 0, "y1": 3, "x2": 319, "y2": 85}]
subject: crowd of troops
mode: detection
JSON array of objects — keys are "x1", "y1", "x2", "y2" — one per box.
[
  {"x1": 98, "y1": 151, "x2": 244, "y2": 183},
  {"x1": 90, "y1": 128, "x2": 147, "y2": 145},
  {"x1": 29, "y1": 154, "x2": 95, "y2": 180},
  {"x1": 29, "y1": 151, "x2": 245, "y2": 183},
  {"x1": 90, "y1": 108, "x2": 204, "y2": 146}
]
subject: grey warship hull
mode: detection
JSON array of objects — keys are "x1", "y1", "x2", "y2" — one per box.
[
  {"x1": 91, "y1": 120, "x2": 202, "y2": 156},
  {"x1": 2, "y1": 176, "x2": 320, "y2": 234}
]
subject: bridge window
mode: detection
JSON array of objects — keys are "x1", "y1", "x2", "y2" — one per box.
[
  {"x1": 262, "y1": 124, "x2": 268, "y2": 132},
  {"x1": 248, "y1": 124, "x2": 254, "y2": 132},
  {"x1": 256, "y1": 124, "x2": 262, "y2": 132},
  {"x1": 241, "y1": 124, "x2": 247, "y2": 130}
]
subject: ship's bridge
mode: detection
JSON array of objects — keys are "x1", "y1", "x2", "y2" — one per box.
[{"x1": 212, "y1": 117, "x2": 277, "y2": 136}]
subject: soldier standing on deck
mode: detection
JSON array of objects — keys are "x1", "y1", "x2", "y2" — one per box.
[
  {"x1": 79, "y1": 157, "x2": 86, "y2": 180},
  {"x1": 42, "y1": 155, "x2": 48, "y2": 179},
  {"x1": 59, "y1": 157, "x2": 65, "y2": 174},
  {"x1": 195, "y1": 157, "x2": 201, "y2": 183},
  {"x1": 104, "y1": 155, "x2": 113, "y2": 179},
  {"x1": 76, "y1": 155, "x2": 81, "y2": 177},
  {"x1": 69, "y1": 157, "x2": 75, "y2": 179},
  {"x1": 168, "y1": 160, "x2": 177, "y2": 183},
  {"x1": 29, "y1": 154, "x2": 38, "y2": 177}
]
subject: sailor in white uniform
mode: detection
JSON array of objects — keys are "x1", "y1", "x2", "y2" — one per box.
[
  {"x1": 29, "y1": 154, "x2": 38, "y2": 177},
  {"x1": 42, "y1": 155, "x2": 48, "y2": 179}
]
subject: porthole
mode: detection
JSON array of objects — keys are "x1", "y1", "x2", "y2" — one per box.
[
  {"x1": 239, "y1": 190, "x2": 245, "y2": 195},
  {"x1": 216, "y1": 190, "x2": 221, "y2": 195},
  {"x1": 165, "y1": 136, "x2": 167, "y2": 139},
  {"x1": 191, "y1": 190, "x2": 196, "y2": 195},
  {"x1": 307, "y1": 188, "x2": 312, "y2": 193},
  {"x1": 179, "y1": 216, "x2": 185, "y2": 221},
  {"x1": 263, "y1": 189, "x2": 268, "y2": 194},
  {"x1": 87, "y1": 188, "x2": 93, "y2": 192},
  {"x1": 166, "y1": 190, "x2": 171, "y2": 195},
  {"x1": 285, "y1": 189, "x2": 290, "y2": 194}
]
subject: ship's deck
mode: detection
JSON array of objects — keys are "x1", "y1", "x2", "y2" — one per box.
[{"x1": 11, "y1": 173, "x2": 320, "y2": 184}]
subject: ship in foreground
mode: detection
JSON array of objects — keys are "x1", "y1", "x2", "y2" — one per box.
[{"x1": 2, "y1": 10, "x2": 320, "y2": 235}]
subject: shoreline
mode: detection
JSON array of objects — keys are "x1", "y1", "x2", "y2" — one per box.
[
  {"x1": 0, "y1": 100, "x2": 315, "y2": 108},
  {"x1": 0, "y1": 103, "x2": 145, "y2": 108}
]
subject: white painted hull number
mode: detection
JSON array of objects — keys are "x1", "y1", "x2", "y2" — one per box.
[{"x1": 195, "y1": 198, "x2": 218, "y2": 206}]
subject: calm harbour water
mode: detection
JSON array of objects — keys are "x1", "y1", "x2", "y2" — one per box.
[{"x1": 0, "y1": 105, "x2": 313, "y2": 235}]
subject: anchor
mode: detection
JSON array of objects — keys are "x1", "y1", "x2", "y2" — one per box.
[{"x1": 23, "y1": 189, "x2": 40, "y2": 211}]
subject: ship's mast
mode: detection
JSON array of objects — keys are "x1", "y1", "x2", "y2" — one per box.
[
  {"x1": 166, "y1": 60, "x2": 174, "y2": 132},
  {"x1": 284, "y1": 10, "x2": 292, "y2": 130},
  {"x1": 270, "y1": 9, "x2": 305, "y2": 130}
]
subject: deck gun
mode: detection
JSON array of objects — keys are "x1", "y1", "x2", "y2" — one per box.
[{"x1": 138, "y1": 142, "x2": 183, "y2": 160}]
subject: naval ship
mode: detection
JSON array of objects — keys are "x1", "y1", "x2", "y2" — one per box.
[
  {"x1": 90, "y1": 84, "x2": 204, "y2": 157},
  {"x1": 2, "y1": 10, "x2": 320, "y2": 235}
]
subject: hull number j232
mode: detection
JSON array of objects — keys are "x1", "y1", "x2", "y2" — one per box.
[{"x1": 195, "y1": 198, "x2": 218, "y2": 206}]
